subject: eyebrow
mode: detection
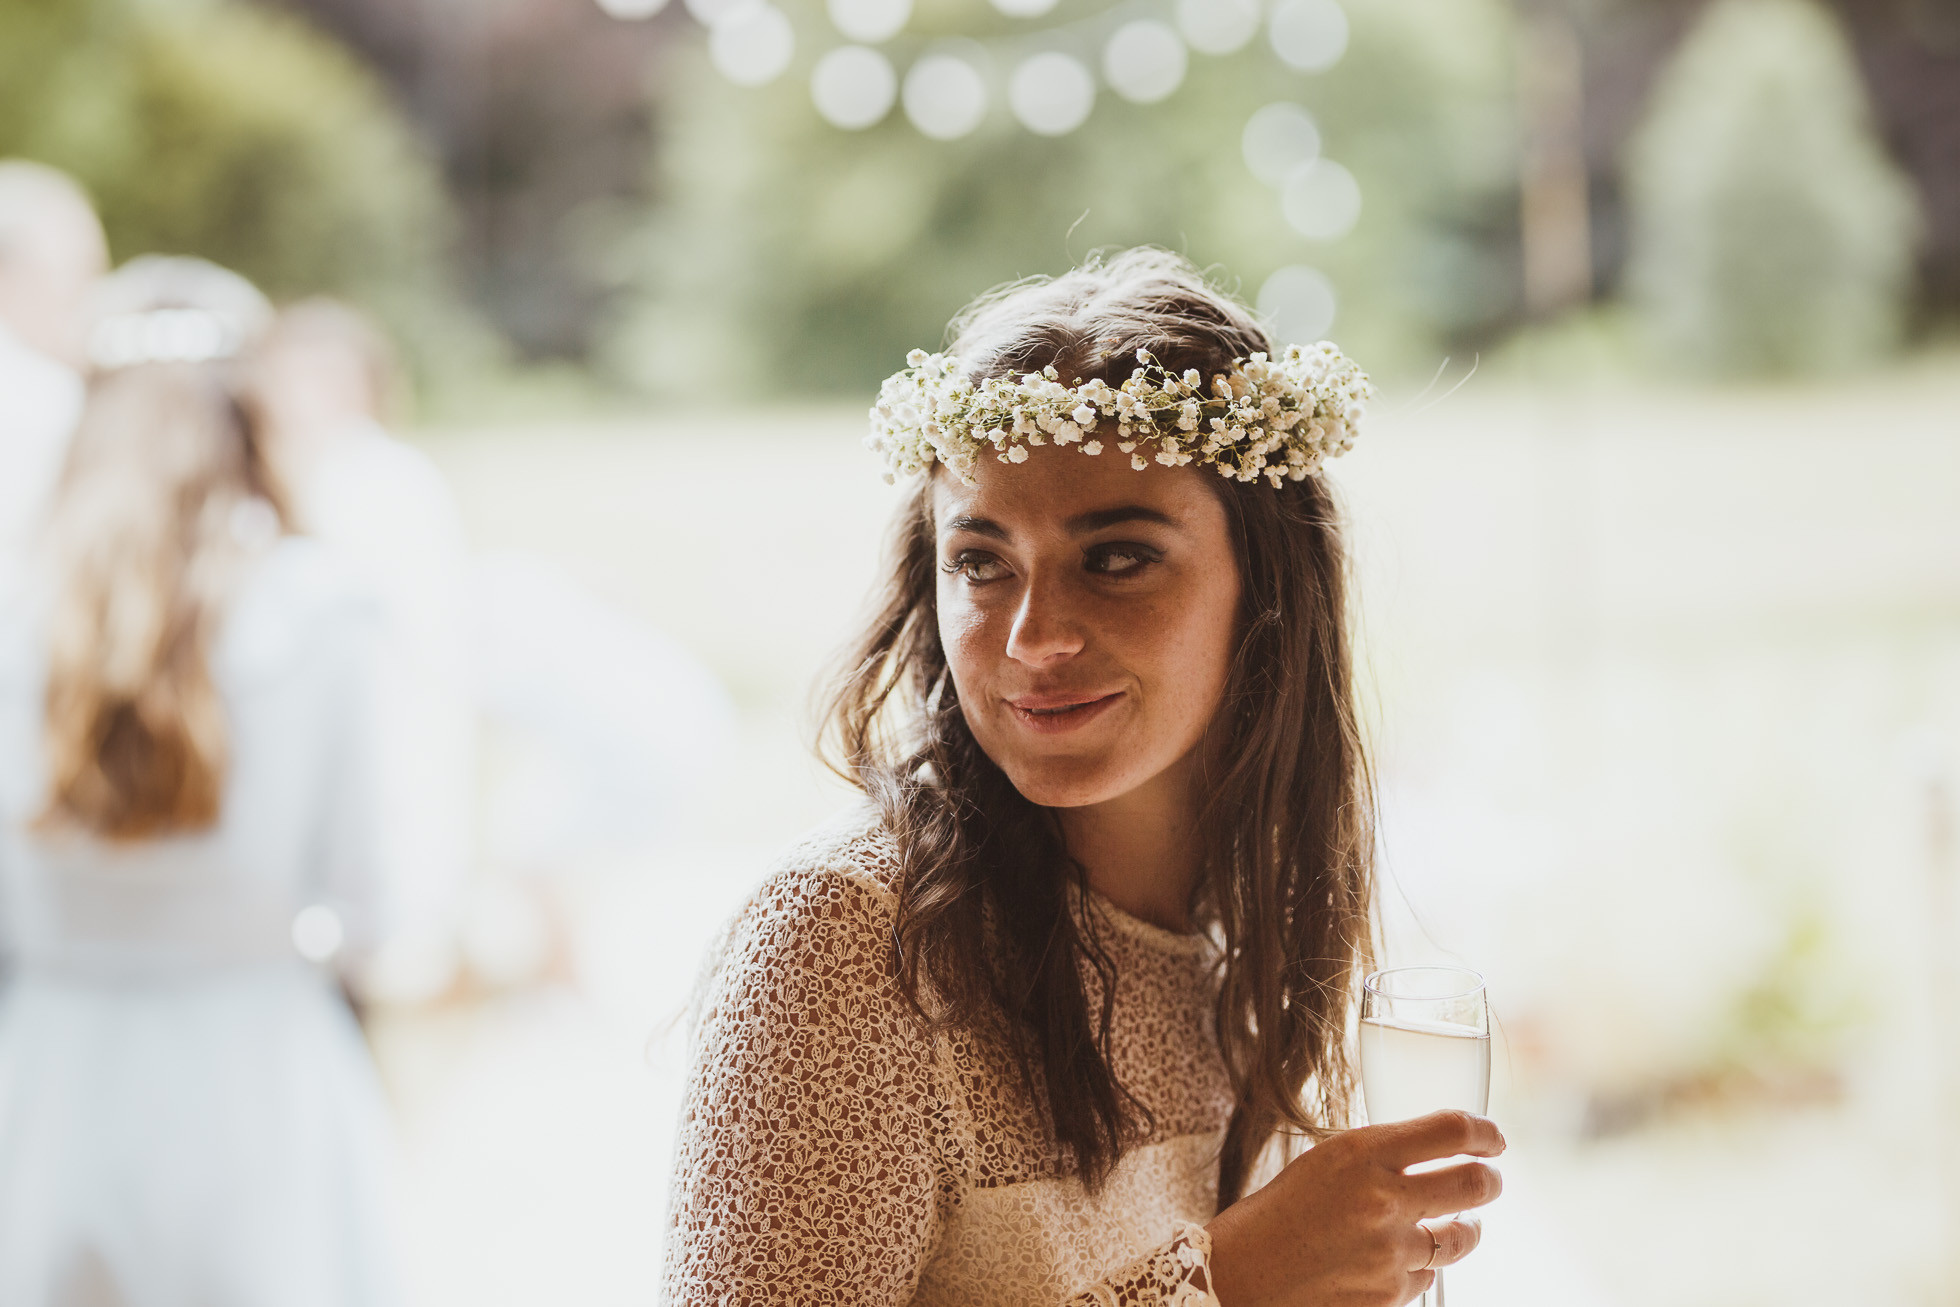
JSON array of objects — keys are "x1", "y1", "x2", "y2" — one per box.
[
  {"x1": 944, "y1": 514, "x2": 1011, "y2": 541},
  {"x1": 1066, "y1": 505, "x2": 1179, "y2": 533},
  {"x1": 942, "y1": 505, "x2": 1181, "y2": 541}
]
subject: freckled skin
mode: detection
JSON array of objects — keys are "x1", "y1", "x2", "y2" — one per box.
[
  {"x1": 934, "y1": 445, "x2": 1504, "y2": 1307},
  {"x1": 931, "y1": 442, "x2": 1242, "y2": 811}
]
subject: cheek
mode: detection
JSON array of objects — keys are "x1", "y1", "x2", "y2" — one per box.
[
  {"x1": 935, "y1": 580, "x2": 994, "y2": 685},
  {"x1": 1146, "y1": 576, "x2": 1241, "y2": 727}
]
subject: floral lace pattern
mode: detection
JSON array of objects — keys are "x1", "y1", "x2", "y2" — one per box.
[
  {"x1": 1062, "y1": 1225, "x2": 1217, "y2": 1307},
  {"x1": 663, "y1": 810, "x2": 1236, "y2": 1305}
]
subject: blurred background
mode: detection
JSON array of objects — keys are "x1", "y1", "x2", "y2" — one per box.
[{"x1": 1, "y1": 0, "x2": 1957, "y2": 1301}]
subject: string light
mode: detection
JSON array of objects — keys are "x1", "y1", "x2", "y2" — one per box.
[
  {"x1": 1009, "y1": 52, "x2": 1096, "y2": 135},
  {"x1": 1281, "y1": 158, "x2": 1361, "y2": 240},
  {"x1": 595, "y1": 0, "x2": 1362, "y2": 255},
  {"x1": 1103, "y1": 20, "x2": 1188, "y2": 104},
  {"x1": 813, "y1": 45, "x2": 900, "y2": 128},
  {"x1": 903, "y1": 54, "x2": 990, "y2": 139},
  {"x1": 1242, "y1": 101, "x2": 1320, "y2": 186},
  {"x1": 1268, "y1": 0, "x2": 1347, "y2": 72},
  {"x1": 1258, "y1": 265, "x2": 1337, "y2": 343},
  {"x1": 828, "y1": 0, "x2": 911, "y2": 45}
]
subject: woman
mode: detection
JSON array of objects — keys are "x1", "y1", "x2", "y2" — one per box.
[
  {"x1": 663, "y1": 248, "x2": 1503, "y2": 1306},
  {"x1": 0, "y1": 259, "x2": 401, "y2": 1307}
]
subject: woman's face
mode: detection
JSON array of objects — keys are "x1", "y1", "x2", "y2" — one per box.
[{"x1": 932, "y1": 443, "x2": 1243, "y2": 810}]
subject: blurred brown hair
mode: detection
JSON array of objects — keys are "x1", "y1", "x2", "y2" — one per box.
[
  {"x1": 822, "y1": 248, "x2": 1376, "y2": 1203},
  {"x1": 39, "y1": 357, "x2": 290, "y2": 841}
]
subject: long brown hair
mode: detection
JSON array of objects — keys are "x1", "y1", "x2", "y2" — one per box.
[
  {"x1": 822, "y1": 248, "x2": 1376, "y2": 1205},
  {"x1": 38, "y1": 357, "x2": 289, "y2": 841}
]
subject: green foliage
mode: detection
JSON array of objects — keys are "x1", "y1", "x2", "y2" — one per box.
[
  {"x1": 0, "y1": 0, "x2": 486, "y2": 390},
  {"x1": 1622, "y1": 0, "x2": 1922, "y2": 377},
  {"x1": 608, "y1": 0, "x2": 1521, "y2": 398}
]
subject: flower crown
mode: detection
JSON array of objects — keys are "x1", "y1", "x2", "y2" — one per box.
[
  {"x1": 867, "y1": 340, "x2": 1371, "y2": 488},
  {"x1": 88, "y1": 308, "x2": 250, "y2": 371}
]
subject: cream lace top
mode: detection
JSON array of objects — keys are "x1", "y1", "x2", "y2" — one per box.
[{"x1": 663, "y1": 810, "x2": 1237, "y2": 1306}]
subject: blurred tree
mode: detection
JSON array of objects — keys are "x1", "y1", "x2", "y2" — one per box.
[
  {"x1": 607, "y1": 0, "x2": 1522, "y2": 398},
  {"x1": 1620, "y1": 0, "x2": 1922, "y2": 374},
  {"x1": 268, "y1": 0, "x2": 673, "y2": 361},
  {"x1": 1828, "y1": 0, "x2": 1960, "y2": 326},
  {"x1": 0, "y1": 0, "x2": 484, "y2": 388}
]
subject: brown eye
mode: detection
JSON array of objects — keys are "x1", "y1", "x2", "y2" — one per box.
[
  {"x1": 1085, "y1": 543, "x2": 1157, "y2": 576},
  {"x1": 944, "y1": 551, "x2": 1009, "y2": 583}
]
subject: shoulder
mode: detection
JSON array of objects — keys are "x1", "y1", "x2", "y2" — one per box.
[
  {"x1": 700, "y1": 806, "x2": 910, "y2": 1018},
  {"x1": 342, "y1": 424, "x2": 451, "y2": 492},
  {"x1": 308, "y1": 427, "x2": 465, "y2": 539},
  {"x1": 218, "y1": 537, "x2": 388, "y2": 685},
  {"x1": 725, "y1": 805, "x2": 903, "y2": 959},
  {"x1": 769, "y1": 803, "x2": 905, "y2": 904}
]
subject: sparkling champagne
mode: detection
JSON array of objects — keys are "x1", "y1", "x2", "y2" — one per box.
[{"x1": 1358, "y1": 1015, "x2": 1491, "y2": 1124}]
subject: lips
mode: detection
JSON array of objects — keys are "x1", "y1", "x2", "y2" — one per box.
[{"x1": 1004, "y1": 691, "x2": 1124, "y2": 735}]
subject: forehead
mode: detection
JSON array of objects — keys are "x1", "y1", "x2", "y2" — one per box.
[{"x1": 930, "y1": 442, "x2": 1221, "y2": 532}]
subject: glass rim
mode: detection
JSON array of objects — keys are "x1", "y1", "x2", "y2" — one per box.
[{"x1": 1362, "y1": 965, "x2": 1486, "y2": 1002}]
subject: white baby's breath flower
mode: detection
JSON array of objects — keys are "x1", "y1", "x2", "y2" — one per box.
[{"x1": 865, "y1": 343, "x2": 1369, "y2": 486}]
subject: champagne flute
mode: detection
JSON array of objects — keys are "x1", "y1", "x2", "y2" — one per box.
[{"x1": 1359, "y1": 966, "x2": 1491, "y2": 1307}]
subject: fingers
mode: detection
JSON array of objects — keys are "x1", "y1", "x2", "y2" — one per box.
[
  {"x1": 1403, "y1": 1216, "x2": 1482, "y2": 1271},
  {"x1": 1376, "y1": 1110, "x2": 1505, "y2": 1169},
  {"x1": 1403, "y1": 1157, "x2": 1503, "y2": 1219}
]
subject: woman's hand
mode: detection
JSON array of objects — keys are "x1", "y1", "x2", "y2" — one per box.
[{"x1": 1204, "y1": 1110, "x2": 1505, "y2": 1307}]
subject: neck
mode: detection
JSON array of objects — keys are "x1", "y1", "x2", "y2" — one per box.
[{"x1": 1053, "y1": 752, "x2": 1202, "y2": 934}]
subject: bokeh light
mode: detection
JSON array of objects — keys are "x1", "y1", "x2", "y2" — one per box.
[
  {"x1": 1241, "y1": 101, "x2": 1320, "y2": 187},
  {"x1": 709, "y1": 3, "x2": 795, "y2": 86},
  {"x1": 594, "y1": 0, "x2": 671, "y2": 17},
  {"x1": 903, "y1": 54, "x2": 989, "y2": 140},
  {"x1": 1009, "y1": 52, "x2": 1096, "y2": 136},
  {"x1": 684, "y1": 0, "x2": 739, "y2": 28},
  {"x1": 811, "y1": 46, "x2": 899, "y2": 129},
  {"x1": 1256, "y1": 264, "x2": 1337, "y2": 343},
  {"x1": 1281, "y1": 157, "x2": 1360, "y2": 239},
  {"x1": 990, "y1": 0, "x2": 1061, "y2": 19},
  {"x1": 1267, "y1": 0, "x2": 1347, "y2": 72},
  {"x1": 291, "y1": 904, "x2": 347, "y2": 964},
  {"x1": 826, "y1": 0, "x2": 910, "y2": 45},
  {"x1": 1102, "y1": 21, "x2": 1188, "y2": 105},
  {"x1": 1175, "y1": 0, "x2": 1262, "y2": 56}
]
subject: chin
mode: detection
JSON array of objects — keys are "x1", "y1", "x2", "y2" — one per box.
[{"x1": 997, "y1": 755, "x2": 1140, "y2": 809}]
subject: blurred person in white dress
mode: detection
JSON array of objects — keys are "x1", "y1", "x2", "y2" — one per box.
[
  {"x1": 0, "y1": 161, "x2": 107, "y2": 561},
  {"x1": 248, "y1": 301, "x2": 738, "y2": 995},
  {"x1": 247, "y1": 301, "x2": 472, "y2": 1000},
  {"x1": 0, "y1": 259, "x2": 403, "y2": 1307}
]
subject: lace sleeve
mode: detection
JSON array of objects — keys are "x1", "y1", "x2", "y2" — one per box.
[
  {"x1": 1062, "y1": 1224, "x2": 1221, "y2": 1307},
  {"x1": 662, "y1": 862, "x2": 948, "y2": 1305}
]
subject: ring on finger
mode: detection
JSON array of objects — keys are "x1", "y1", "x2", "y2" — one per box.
[{"x1": 1421, "y1": 1224, "x2": 1443, "y2": 1271}]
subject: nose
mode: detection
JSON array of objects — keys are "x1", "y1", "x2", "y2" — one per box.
[{"x1": 1004, "y1": 569, "x2": 1085, "y2": 667}]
